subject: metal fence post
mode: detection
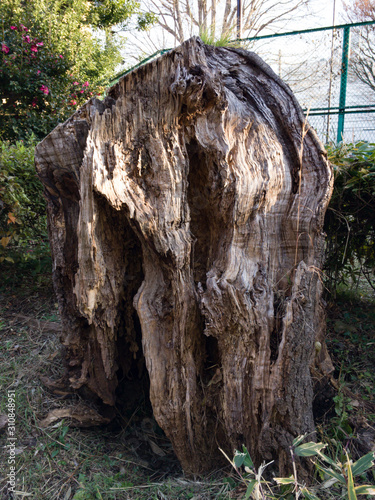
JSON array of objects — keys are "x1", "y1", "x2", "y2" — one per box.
[{"x1": 337, "y1": 26, "x2": 351, "y2": 143}]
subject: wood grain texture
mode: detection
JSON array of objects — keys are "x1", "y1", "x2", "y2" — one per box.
[{"x1": 35, "y1": 37, "x2": 333, "y2": 474}]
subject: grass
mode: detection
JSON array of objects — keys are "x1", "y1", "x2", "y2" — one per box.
[
  {"x1": 198, "y1": 27, "x2": 242, "y2": 48},
  {"x1": 0, "y1": 260, "x2": 374, "y2": 499}
]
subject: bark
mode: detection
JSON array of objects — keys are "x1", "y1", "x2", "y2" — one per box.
[{"x1": 35, "y1": 37, "x2": 333, "y2": 475}]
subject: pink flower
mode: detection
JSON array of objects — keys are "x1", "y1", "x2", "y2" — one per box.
[
  {"x1": 40, "y1": 84, "x2": 49, "y2": 95},
  {"x1": 59, "y1": 55, "x2": 63, "y2": 59},
  {"x1": 37, "y1": 70, "x2": 41, "y2": 75},
  {"x1": 36, "y1": 42, "x2": 43, "y2": 47},
  {"x1": 31, "y1": 45, "x2": 38, "y2": 52},
  {"x1": 70, "y1": 100, "x2": 77, "y2": 105},
  {"x1": 10, "y1": 26, "x2": 17, "y2": 30},
  {"x1": 83, "y1": 81, "x2": 89, "y2": 87},
  {"x1": 73, "y1": 81, "x2": 79, "y2": 85},
  {"x1": 23, "y1": 35, "x2": 31, "y2": 43},
  {"x1": 80, "y1": 90, "x2": 84, "y2": 93},
  {"x1": 20, "y1": 25, "x2": 28, "y2": 31},
  {"x1": 1, "y1": 44, "x2": 9, "y2": 54},
  {"x1": 89, "y1": 92, "x2": 93, "y2": 96}
]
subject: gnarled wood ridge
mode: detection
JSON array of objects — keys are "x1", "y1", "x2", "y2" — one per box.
[{"x1": 35, "y1": 37, "x2": 333, "y2": 475}]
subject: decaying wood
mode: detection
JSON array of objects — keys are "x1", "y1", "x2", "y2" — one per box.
[{"x1": 35, "y1": 37, "x2": 333, "y2": 475}]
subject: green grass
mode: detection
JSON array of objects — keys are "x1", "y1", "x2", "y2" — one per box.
[{"x1": 198, "y1": 27, "x2": 242, "y2": 48}]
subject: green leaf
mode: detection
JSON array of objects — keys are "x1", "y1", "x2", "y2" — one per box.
[
  {"x1": 274, "y1": 475, "x2": 295, "y2": 485},
  {"x1": 346, "y1": 454, "x2": 357, "y2": 500},
  {"x1": 316, "y1": 466, "x2": 345, "y2": 484},
  {"x1": 233, "y1": 451, "x2": 246, "y2": 468},
  {"x1": 294, "y1": 442, "x2": 326, "y2": 457},
  {"x1": 316, "y1": 451, "x2": 338, "y2": 468},
  {"x1": 321, "y1": 477, "x2": 339, "y2": 489},
  {"x1": 245, "y1": 479, "x2": 257, "y2": 499},
  {"x1": 355, "y1": 485, "x2": 375, "y2": 495},
  {"x1": 242, "y1": 445, "x2": 254, "y2": 469},
  {"x1": 351, "y1": 452, "x2": 375, "y2": 476}
]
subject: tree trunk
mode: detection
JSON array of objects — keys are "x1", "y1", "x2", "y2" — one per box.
[{"x1": 35, "y1": 38, "x2": 333, "y2": 475}]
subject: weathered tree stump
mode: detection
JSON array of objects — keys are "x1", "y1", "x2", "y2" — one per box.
[{"x1": 35, "y1": 38, "x2": 333, "y2": 475}]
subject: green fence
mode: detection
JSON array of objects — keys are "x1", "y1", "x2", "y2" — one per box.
[{"x1": 109, "y1": 21, "x2": 375, "y2": 144}]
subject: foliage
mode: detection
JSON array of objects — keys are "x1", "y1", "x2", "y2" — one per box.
[
  {"x1": 324, "y1": 141, "x2": 375, "y2": 294},
  {"x1": 0, "y1": 0, "x2": 154, "y2": 142},
  {"x1": 223, "y1": 438, "x2": 375, "y2": 499},
  {"x1": 0, "y1": 139, "x2": 49, "y2": 267}
]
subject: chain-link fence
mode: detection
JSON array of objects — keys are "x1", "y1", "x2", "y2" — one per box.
[
  {"x1": 246, "y1": 21, "x2": 375, "y2": 144},
  {"x1": 109, "y1": 21, "x2": 375, "y2": 144}
]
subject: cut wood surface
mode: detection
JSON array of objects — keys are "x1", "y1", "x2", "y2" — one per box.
[{"x1": 35, "y1": 37, "x2": 333, "y2": 474}]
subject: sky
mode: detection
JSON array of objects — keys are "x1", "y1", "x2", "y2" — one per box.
[{"x1": 305, "y1": 0, "x2": 345, "y2": 28}]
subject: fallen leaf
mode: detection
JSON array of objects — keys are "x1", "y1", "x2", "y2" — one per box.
[
  {"x1": 148, "y1": 439, "x2": 166, "y2": 456},
  {"x1": 7, "y1": 212, "x2": 16, "y2": 224}
]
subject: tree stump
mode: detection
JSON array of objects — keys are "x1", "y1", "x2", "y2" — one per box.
[{"x1": 35, "y1": 37, "x2": 333, "y2": 475}]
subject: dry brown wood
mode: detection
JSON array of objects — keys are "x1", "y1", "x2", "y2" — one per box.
[{"x1": 35, "y1": 38, "x2": 333, "y2": 475}]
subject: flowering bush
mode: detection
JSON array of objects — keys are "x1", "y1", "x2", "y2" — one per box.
[
  {"x1": 0, "y1": 0, "x2": 156, "y2": 142},
  {"x1": 0, "y1": 23, "x2": 102, "y2": 141}
]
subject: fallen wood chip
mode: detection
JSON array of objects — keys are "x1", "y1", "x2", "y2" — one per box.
[
  {"x1": 0, "y1": 414, "x2": 8, "y2": 431},
  {"x1": 40, "y1": 376, "x2": 73, "y2": 396},
  {"x1": 11, "y1": 314, "x2": 61, "y2": 333},
  {"x1": 39, "y1": 405, "x2": 111, "y2": 428}
]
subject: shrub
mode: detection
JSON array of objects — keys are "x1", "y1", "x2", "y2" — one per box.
[
  {"x1": 324, "y1": 141, "x2": 375, "y2": 295},
  {"x1": 0, "y1": 139, "x2": 49, "y2": 265}
]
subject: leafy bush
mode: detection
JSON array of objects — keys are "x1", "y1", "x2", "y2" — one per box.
[
  {"x1": 324, "y1": 141, "x2": 375, "y2": 295},
  {"x1": 0, "y1": 139, "x2": 49, "y2": 265}
]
